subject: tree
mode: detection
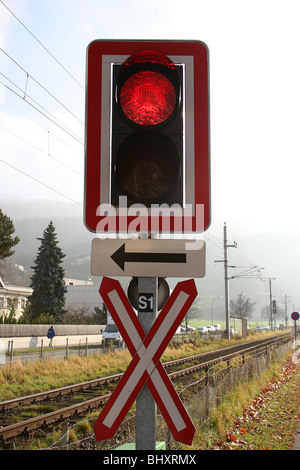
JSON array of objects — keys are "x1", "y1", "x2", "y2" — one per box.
[
  {"x1": 63, "y1": 306, "x2": 91, "y2": 324},
  {"x1": 183, "y1": 298, "x2": 203, "y2": 330},
  {"x1": 230, "y1": 291, "x2": 256, "y2": 319},
  {"x1": 0, "y1": 209, "x2": 20, "y2": 262},
  {"x1": 93, "y1": 303, "x2": 108, "y2": 325},
  {"x1": 260, "y1": 304, "x2": 285, "y2": 323},
  {"x1": 28, "y1": 221, "x2": 67, "y2": 322}
]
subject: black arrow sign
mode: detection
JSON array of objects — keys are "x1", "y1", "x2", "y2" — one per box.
[{"x1": 111, "y1": 243, "x2": 187, "y2": 271}]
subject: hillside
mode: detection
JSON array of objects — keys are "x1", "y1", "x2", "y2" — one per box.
[{"x1": 0, "y1": 195, "x2": 295, "y2": 321}]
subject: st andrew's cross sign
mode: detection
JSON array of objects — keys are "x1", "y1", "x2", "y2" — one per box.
[{"x1": 93, "y1": 276, "x2": 197, "y2": 445}]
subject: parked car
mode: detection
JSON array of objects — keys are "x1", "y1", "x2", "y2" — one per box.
[
  {"x1": 262, "y1": 325, "x2": 270, "y2": 332},
  {"x1": 186, "y1": 325, "x2": 195, "y2": 332},
  {"x1": 196, "y1": 326, "x2": 208, "y2": 334},
  {"x1": 180, "y1": 325, "x2": 195, "y2": 332},
  {"x1": 213, "y1": 324, "x2": 221, "y2": 331},
  {"x1": 206, "y1": 325, "x2": 215, "y2": 333},
  {"x1": 256, "y1": 326, "x2": 263, "y2": 332},
  {"x1": 102, "y1": 323, "x2": 124, "y2": 348}
]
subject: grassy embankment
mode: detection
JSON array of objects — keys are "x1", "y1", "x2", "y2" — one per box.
[
  {"x1": 1, "y1": 331, "x2": 299, "y2": 451},
  {"x1": 0, "y1": 332, "x2": 273, "y2": 401}
]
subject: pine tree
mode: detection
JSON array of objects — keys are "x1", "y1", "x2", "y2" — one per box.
[
  {"x1": 0, "y1": 209, "x2": 20, "y2": 261},
  {"x1": 28, "y1": 221, "x2": 67, "y2": 322}
]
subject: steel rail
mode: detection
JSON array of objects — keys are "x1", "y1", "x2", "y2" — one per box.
[
  {"x1": 0, "y1": 393, "x2": 112, "y2": 441},
  {"x1": 1, "y1": 332, "x2": 287, "y2": 412},
  {"x1": 0, "y1": 332, "x2": 293, "y2": 442},
  {"x1": 0, "y1": 373, "x2": 121, "y2": 412},
  {"x1": 164, "y1": 332, "x2": 292, "y2": 368}
]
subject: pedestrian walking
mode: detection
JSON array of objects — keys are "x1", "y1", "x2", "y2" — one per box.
[{"x1": 47, "y1": 325, "x2": 56, "y2": 347}]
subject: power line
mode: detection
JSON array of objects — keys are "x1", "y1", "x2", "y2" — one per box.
[
  {"x1": 0, "y1": 0, "x2": 84, "y2": 90},
  {"x1": 0, "y1": 155, "x2": 82, "y2": 206},
  {"x1": 0, "y1": 124, "x2": 82, "y2": 176},
  {"x1": 0, "y1": 78, "x2": 84, "y2": 145},
  {"x1": 0, "y1": 72, "x2": 83, "y2": 142},
  {"x1": 0, "y1": 48, "x2": 84, "y2": 125},
  {"x1": 5, "y1": 98, "x2": 83, "y2": 157}
]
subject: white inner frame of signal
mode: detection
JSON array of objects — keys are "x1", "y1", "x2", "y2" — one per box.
[{"x1": 100, "y1": 54, "x2": 195, "y2": 216}]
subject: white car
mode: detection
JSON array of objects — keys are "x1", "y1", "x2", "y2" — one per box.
[
  {"x1": 180, "y1": 325, "x2": 195, "y2": 332},
  {"x1": 205, "y1": 325, "x2": 215, "y2": 332},
  {"x1": 196, "y1": 326, "x2": 208, "y2": 334},
  {"x1": 213, "y1": 324, "x2": 221, "y2": 331},
  {"x1": 102, "y1": 323, "x2": 124, "y2": 348}
]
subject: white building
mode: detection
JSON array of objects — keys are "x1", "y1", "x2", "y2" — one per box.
[
  {"x1": 64, "y1": 277, "x2": 131, "y2": 315},
  {"x1": 0, "y1": 277, "x2": 32, "y2": 321}
]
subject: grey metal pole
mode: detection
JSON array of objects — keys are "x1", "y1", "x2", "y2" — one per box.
[
  {"x1": 135, "y1": 277, "x2": 158, "y2": 450},
  {"x1": 10, "y1": 340, "x2": 13, "y2": 363},
  {"x1": 285, "y1": 295, "x2": 288, "y2": 328},
  {"x1": 223, "y1": 223, "x2": 230, "y2": 340},
  {"x1": 40, "y1": 338, "x2": 43, "y2": 359},
  {"x1": 269, "y1": 279, "x2": 273, "y2": 331},
  {"x1": 61, "y1": 422, "x2": 69, "y2": 450}
]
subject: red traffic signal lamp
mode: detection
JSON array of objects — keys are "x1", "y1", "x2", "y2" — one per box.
[
  {"x1": 84, "y1": 40, "x2": 210, "y2": 235},
  {"x1": 116, "y1": 50, "x2": 180, "y2": 126},
  {"x1": 111, "y1": 49, "x2": 183, "y2": 208}
]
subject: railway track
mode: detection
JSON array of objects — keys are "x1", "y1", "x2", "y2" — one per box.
[{"x1": 0, "y1": 332, "x2": 293, "y2": 444}]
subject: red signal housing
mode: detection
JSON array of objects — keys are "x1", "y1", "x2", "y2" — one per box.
[
  {"x1": 117, "y1": 50, "x2": 180, "y2": 127},
  {"x1": 111, "y1": 49, "x2": 183, "y2": 209},
  {"x1": 84, "y1": 40, "x2": 210, "y2": 235}
]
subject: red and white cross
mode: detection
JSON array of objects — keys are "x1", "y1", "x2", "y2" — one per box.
[{"x1": 93, "y1": 276, "x2": 197, "y2": 445}]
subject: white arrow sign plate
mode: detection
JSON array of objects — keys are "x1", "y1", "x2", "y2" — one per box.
[{"x1": 90, "y1": 238, "x2": 205, "y2": 278}]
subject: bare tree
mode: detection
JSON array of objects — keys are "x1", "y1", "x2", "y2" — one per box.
[{"x1": 230, "y1": 291, "x2": 256, "y2": 319}]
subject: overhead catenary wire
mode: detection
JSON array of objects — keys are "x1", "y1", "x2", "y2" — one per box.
[
  {"x1": 0, "y1": 71, "x2": 83, "y2": 142},
  {"x1": 0, "y1": 155, "x2": 83, "y2": 206},
  {"x1": 0, "y1": 124, "x2": 82, "y2": 176},
  {"x1": 0, "y1": 0, "x2": 84, "y2": 90},
  {"x1": 0, "y1": 2, "x2": 88, "y2": 204},
  {"x1": 0, "y1": 48, "x2": 84, "y2": 125},
  {"x1": 211, "y1": 217, "x2": 294, "y2": 316},
  {"x1": 0, "y1": 78, "x2": 84, "y2": 145},
  {"x1": 5, "y1": 98, "x2": 83, "y2": 157}
]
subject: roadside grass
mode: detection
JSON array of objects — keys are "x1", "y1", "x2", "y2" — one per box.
[
  {"x1": 0, "y1": 350, "x2": 131, "y2": 401},
  {"x1": 0, "y1": 331, "x2": 286, "y2": 401},
  {"x1": 2, "y1": 333, "x2": 297, "y2": 451},
  {"x1": 182, "y1": 349, "x2": 300, "y2": 450},
  {"x1": 24, "y1": 347, "x2": 300, "y2": 451}
]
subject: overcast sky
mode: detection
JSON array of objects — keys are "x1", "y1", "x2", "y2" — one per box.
[{"x1": 1, "y1": 0, "x2": 300, "y2": 309}]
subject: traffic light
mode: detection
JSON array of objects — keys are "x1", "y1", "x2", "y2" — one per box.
[
  {"x1": 84, "y1": 40, "x2": 210, "y2": 234},
  {"x1": 111, "y1": 49, "x2": 183, "y2": 208}
]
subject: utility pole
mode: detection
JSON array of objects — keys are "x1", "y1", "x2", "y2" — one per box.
[
  {"x1": 269, "y1": 279, "x2": 273, "y2": 331},
  {"x1": 223, "y1": 223, "x2": 230, "y2": 339},
  {"x1": 215, "y1": 222, "x2": 237, "y2": 340},
  {"x1": 261, "y1": 277, "x2": 276, "y2": 331}
]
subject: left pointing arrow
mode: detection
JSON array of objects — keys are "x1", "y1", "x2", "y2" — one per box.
[{"x1": 111, "y1": 243, "x2": 187, "y2": 271}]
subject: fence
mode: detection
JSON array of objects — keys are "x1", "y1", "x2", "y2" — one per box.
[
  {"x1": 0, "y1": 324, "x2": 103, "y2": 337},
  {"x1": 47, "y1": 334, "x2": 293, "y2": 450}
]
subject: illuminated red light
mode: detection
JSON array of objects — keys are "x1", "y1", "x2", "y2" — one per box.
[
  {"x1": 120, "y1": 71, "x2": 176, "y2": 126},
  {"x1": 118, "y1": 50, "x2": 179, "y2": 127}
]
